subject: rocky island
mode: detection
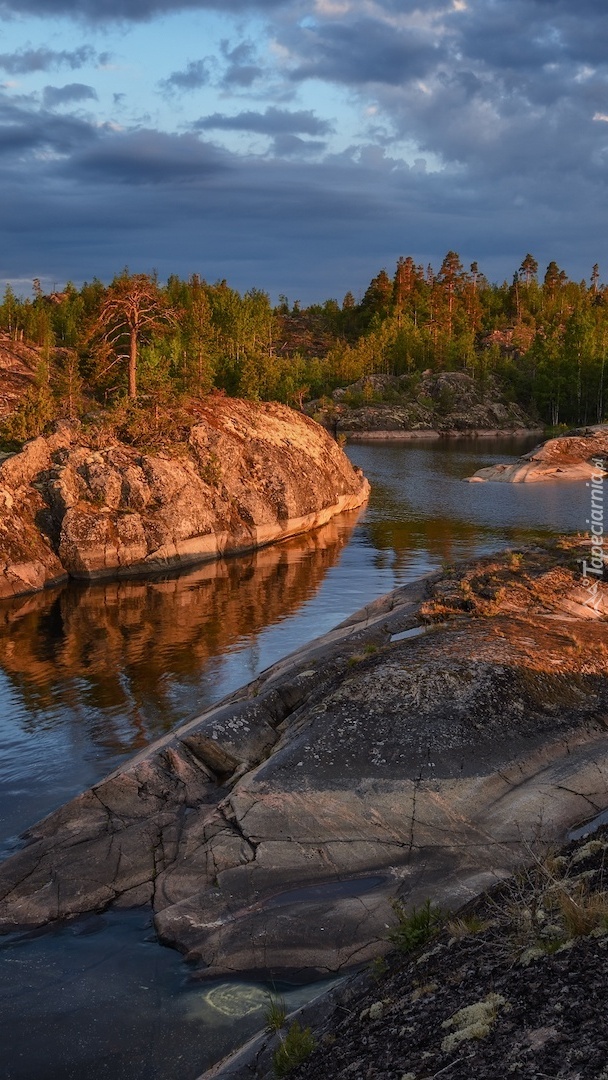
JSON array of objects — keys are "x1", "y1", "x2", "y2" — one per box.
[
  {"x1": 467, "y1": 424, "x2": 608, "y2": 482},
  {"x1": 309, "y1": 371, "x2": 538, "y2": 439},
  {"x1": 0, "y1": 540, "x2": 606, "y2": 990},
  {"x1": 0, "y1": 398, "x2": 369, "y2": 599}
]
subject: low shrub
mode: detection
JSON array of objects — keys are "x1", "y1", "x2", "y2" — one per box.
[
  {"x1": 272, "y1": 1021, "x2": 316, "y2": 1077},
  {"x1": 388, "y1": 898, "x2": 445, "y2": 953}
]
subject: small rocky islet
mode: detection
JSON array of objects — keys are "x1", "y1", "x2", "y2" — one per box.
[
  {"x1": 467, "y1": 424, "x2": 608, "y2": 483},
  {"x1": 0, "y1": 397, "x2": 369, "y2": 599},
  {"x1": 307, "y1": 370, "x2": 538, "y2": 439}
]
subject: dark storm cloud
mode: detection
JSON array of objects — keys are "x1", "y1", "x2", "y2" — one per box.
[
  {"x1": 0, "y1": 91, "x2": 97, "y2": 157},
  {"x1": 1, "y1": 0, "x2": 607, "y2": 301},
  {"x1": 0, "y1": 45, "x2": 103, "y2": 74},
  {"x1": 1, "y1": 122, "x2": 603, "y2": 301},
  {"x1": 158, "y1": 59, "x2": 211, "y2": 95},
  {"x1": 455, "y1": 0, "x2": 608, "y2": 72},
  {"x1": 263, "y1": 0, "x2": 608, "y2": 202},
  {"x1": 43, "y1": 83, "x2": 98, "y2": 108},
  {"x1": 288, "y1": 18, "x2": 444, "y2": 87},
  {"x1": 65, "y1": 128, "x2": 231, "y2": 184},
  {"x1": 193, "y1": 107, "x2": 331, "y2": 136},
  {"x1": 0, "y1": 0, "x2": 287, "y2": 20}
]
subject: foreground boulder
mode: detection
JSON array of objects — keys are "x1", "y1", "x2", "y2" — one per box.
[
  {"x1": 467, "y1": 424, "x2": 608, "y2": 482},
  {"x1": 0, "y1": 541, "x2": 606, "y2": 982},
  {"x1": 206, "y1": 824, "x2": 608, "y2": 1080},
  {"x1": 0, "y1": 399, "x2": 369, "y2": 599}
]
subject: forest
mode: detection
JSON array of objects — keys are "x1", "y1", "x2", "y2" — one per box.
[{"x1": 1, "y1": 251, "x2": 607, "y2": 448}]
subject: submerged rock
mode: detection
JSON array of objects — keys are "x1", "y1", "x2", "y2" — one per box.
[
  {"x1": 0, "y1": 399, "x2": 369, "y2": 598},
  {"x1": 0, "y1": 541, "x2": 606, "y2": 982},
  {"x1": 466, "y1": 425, "x2": 608, "y2": 482}
]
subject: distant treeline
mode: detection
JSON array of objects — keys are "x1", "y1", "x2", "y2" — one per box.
[{"x1": 1, "y1": 252, "x2": 607, "y2": 444}]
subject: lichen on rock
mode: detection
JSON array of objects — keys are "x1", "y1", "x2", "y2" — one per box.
[{"x1": 441, "y1": 993, "x2": 507, "y2": 1053}]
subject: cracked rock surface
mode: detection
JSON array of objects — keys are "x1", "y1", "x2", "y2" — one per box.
[
  {"x1": 209, "y1": 826, "x2": 608, "y2": 1080},
  {"x1": 0, "y1": 399, "x2": 369, "y2": 599},
  {"x1": 0, "y1": 540, "x2": 607, "y2": 982}
]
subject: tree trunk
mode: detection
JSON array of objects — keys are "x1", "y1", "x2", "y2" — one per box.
[{"x1": 128, "y1": 328, "x2": 137, "y2": 399}]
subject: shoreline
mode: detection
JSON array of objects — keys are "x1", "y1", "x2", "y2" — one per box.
[
  {"x1": 2, "y1": 541, "x2": 606, "y2": 931},
  {"x1": 201, "y1": 816, "x2": 608, "y2": 1080},
  {"x1": 344, "y1": 427, "x2": 544, "y2": 441}
]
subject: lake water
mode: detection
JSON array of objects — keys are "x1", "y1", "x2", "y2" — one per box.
[{"x1": 0, "y1": 436, "x2": 590, "y2": 1079}]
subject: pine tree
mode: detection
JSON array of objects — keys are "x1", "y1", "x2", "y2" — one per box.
[
  {"x1": 519, "y1": 254, "x2": 538, "y2": 284},
  {"x1": 93, "y1": 272, "x2": 178, "y2": 399}
]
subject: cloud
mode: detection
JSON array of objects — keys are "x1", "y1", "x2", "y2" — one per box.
[
  {"x1": 65, "y1": 128, "x2": 231, "y2": 184},
  {"x1": 0, "y1": 84, "x2": 603, "y2": 304},
  {"x1": 0, "y1": 45, "x2": 102, "y2": 74},
  {"x1": 271, "y1": 133, "x2": 326, "y2": 156},
  {"x1": 193, "y1": 106, "x2": 332, "y2": 136},
  {"x1": 0, "y1": 0, "x2": 288, "y2": 21},
  {"x1": 0, "y1": 0, "x2": 607, "y2": 304},
  {"x1": 158, "y1": 59, "x2": 211, "y2": 95},
  {"x1": 259, "y1": 0, "x2": 608, "y2": 198},
  {"x1": 0, "y1": 90, "x2": 97, "y2": 158},
  {"x1": 219, "y1": 39, "x2": 263, "y2": 88},
  {"x1": 159, "y1": 41, "x2": 264, "y2": 97},
  {"x1": 286, "y1": 17, "x2": 446, "y2": 87},
  {"x1": 42, "y1": 83, "x2": 98, "y2": 108}
]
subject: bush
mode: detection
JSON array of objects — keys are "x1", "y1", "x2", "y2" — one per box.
[
  {"x1": 388, "y1": 897, "x2": 445, "y2": 953},
  {"x1": 272, "y1": 1021, "x2": 316, "y2": 1077}
]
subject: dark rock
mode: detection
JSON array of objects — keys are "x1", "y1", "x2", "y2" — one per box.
[
  {"x1": 308, "y1": 372, "x2": 538, "y2": 437},
  {"x1": 0, "y1": 543, "x2": 606, "y2": 990}
]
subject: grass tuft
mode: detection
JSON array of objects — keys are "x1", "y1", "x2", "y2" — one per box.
[
  {"x1": 272, "y1": 1021, "x2": 316, "y2": 1077},
  {"x1": 446, "y1": 913, "x2": 491, "y2": 939},
  {"x1": 388, "y1": 898, "x2": 445, "y2": 954},
  {"x1": 265, "y1": 992, "x2": 287, "y2": 1032}
]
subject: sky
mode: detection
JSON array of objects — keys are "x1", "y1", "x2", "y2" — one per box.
[{"x1": 0, "y1": 0, "x2": 606, "y2": 304}]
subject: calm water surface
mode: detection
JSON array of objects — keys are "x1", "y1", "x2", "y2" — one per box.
[{"x1": 0, "y1": 436, "x2": 590, "y2": 1079}]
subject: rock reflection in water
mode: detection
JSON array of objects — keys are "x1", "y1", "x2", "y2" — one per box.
[{"x1": 0, "y1": 509, "x2": 361, "y2": 850}]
